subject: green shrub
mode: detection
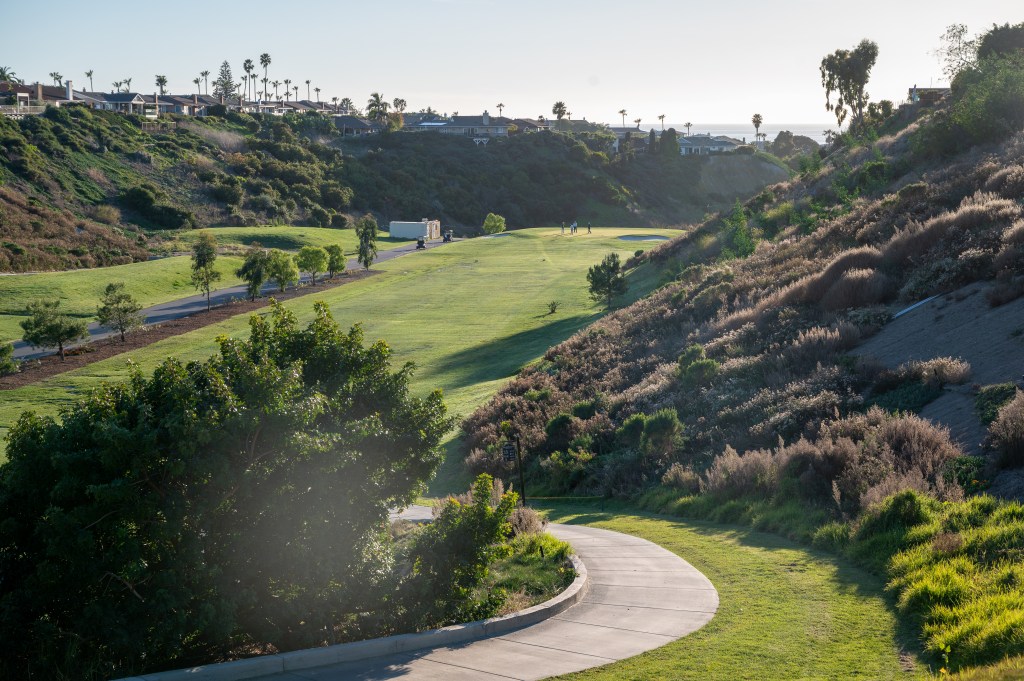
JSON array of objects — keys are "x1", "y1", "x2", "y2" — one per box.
[
  {"x1": 0, "y1": 342, "x2": 18, "y2": 376},
  {"x1": 989, "y1": 390, "x2": 1024, "y2": 468},
  {"x1": 977, "y1": 383, "x2": 1018, "y2": 425}
]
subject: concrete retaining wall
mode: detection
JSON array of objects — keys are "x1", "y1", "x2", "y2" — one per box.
[{"x1": 117, "y1": 554, "x2": 587, "y2": 681}]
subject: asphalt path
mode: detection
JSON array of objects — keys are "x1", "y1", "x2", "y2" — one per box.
[{"x1": 11, "y1": 238, "x2": 456, "y2": 362}]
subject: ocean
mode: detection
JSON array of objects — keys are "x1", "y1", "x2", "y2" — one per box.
[{"x1": 641, "y1": 123, "x2": 832, "y2": 145}]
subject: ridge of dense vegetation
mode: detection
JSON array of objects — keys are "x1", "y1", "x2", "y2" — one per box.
[
  {"x1": 461, "y1": 25, "x2": 1024, "y2": 674},
  {"x1": 0, "y1": 106, "x2": 784, "y2": 272}
]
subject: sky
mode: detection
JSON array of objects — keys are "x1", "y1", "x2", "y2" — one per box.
[{"x1": 5, "y1": 0, "x2": 1019, "y2": 127}]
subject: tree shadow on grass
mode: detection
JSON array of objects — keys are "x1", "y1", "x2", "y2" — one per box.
[
  {"x1": 536, "y1": 498, "x2": 925, "y2": 666},
  {"x1": 417, "y1": 312, "x2": 600, "y2": 391}
]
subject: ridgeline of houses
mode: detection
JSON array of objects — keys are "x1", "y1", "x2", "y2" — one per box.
[{"x1": 0, "y1": 80, "x2": 801, "y2": 155}]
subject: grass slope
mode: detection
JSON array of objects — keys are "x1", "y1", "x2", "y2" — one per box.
[
  {"x1": 542, "y1": 502, "x2": 921, "y2": 681},
  {"x1": 0, "y1": 255, "x2": 244, "y2": 342},
  {"x1": 0, "y1": 228, "x2": 674, "y2": 461}
]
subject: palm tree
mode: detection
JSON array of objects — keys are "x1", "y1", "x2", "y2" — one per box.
[
  {"x1": 260, "y1": 53, "x2": 271, "y2": 88},
  {"x1": 200, "y1": 70, "x2": 210, "y2": 94},
  {"x1": 193, "y1": 77, "x2": 201, "y2": 95},
  {"x1": 496, "y1": 102, "x2": 505, "y2": 117},
  {"x1": 0, "y1": 66, "x2": 21, "y2": 84},
  {"x1": 331, "y1": 96, "x2": 339, "y2": 112},
  {"x1": 112, "y1": 80, "x2": 122, "y2": 93},
  {"x1": 155, "y1": 75, "x2": 168, "y2": 94},
  {"x1": 49, "y1": 72, "x2": 63, "y2": 86},
  {"x1": 123, "y1": 77, "x2": 132, "y2": 92},
  {"x1": 251, "y1": 74, "x2": 258, "y2": 100},
  {"x1": 367, "y1": 92, "x2": 389, "y2": 124},
  {"x1": 242, "y1": 59, "x2": 254, "y2": 99},
  {"x1": 658, "y1": 114, "x2": 665, "y2": 131},
  {"x1": 283, "y1": 78, "x2": 291, "y2": 101},
  {"x1": 261, "y1": 77, "x2": 268, "y2": 99},
  {"x1": 292, "y1": 85, "x2": 298, "y2": 102},
  {"x1": 552, "y1": 101, "x2": 567, "y2": 120},
  {"x1": 751, "y1": 113, "x2": 763, "y2": 143},
  {"x1": 272, "y1": 80, "x2": 280, "y2": 99},
  {"x1": 340, "y1": 97, "x2": 354, "y2": 113},
  {"x1": 314, "y1": 86, "x2": 321, "y2": 103},
  {"x1": 305, "y1": 79, "x2": 311, "y2": 100},
  {"x1": 84, "y1": 69, "x2": 94, "y2": 90},
  {"x1": 634, "y1": 117, "x2": 642, "y2": 129},
  {"x1": 618, "y1": 109, "x2": 627, "y2": 128},
  {"x1": 684, "y1": 121, "x2": 692, "y2": 136},
  {"x1": 392, "y1": 97, "x2": 406, "y2": 113}
]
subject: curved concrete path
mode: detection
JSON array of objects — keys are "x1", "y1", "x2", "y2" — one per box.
[{"x1": 266, "y1": 508, "x2": 718, "y2": 680}]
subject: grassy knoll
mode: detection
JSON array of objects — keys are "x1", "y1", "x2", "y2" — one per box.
[
  {"x1": 165, "y1": 225, "x2": 407, "y2": 253},
  {"x1": 541, "y1": 501, "x2": 923, "y2": 681},
  {"x1": 0, "y1": 227, "x2": 675, "y2": 461},
  {"x1": 0, "y1": 255, "x2": 244, "y2": 342}
]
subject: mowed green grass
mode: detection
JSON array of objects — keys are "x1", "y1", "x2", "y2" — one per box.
[
  {"x1": 167, "y1": 225, "x2": 407, "y2": 253},
  {"x1": 542, "y1": 502, "x2": 924, "y2": 681},
  {"x1": 0, "y1": 228, "x2": 676, "y2": 461},
  {"x1": 0, "y1": 256, "x2": 245, "y2": 343}
]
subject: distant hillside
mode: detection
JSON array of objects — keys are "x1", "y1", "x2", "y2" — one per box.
[{"x1": 0, "y1": 107, "x2": 787, "y2": 271}]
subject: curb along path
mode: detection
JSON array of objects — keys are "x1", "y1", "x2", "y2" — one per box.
[
  {"x1": 265, "y1": 512, "x2": 718, "y2": 680},
  {"x1": 122, "y1": 508, "x2": 718, "y2": 681}
]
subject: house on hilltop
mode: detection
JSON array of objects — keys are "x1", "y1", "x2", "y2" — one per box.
[
  {"x1": 334, "y1": 115, "x2": 382, "y2": 136},
  {"x1": 679, "y1": 134, "x2": 740, "y2": 155}
]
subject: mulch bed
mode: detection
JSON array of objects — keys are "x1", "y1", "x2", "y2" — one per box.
[{"x1": 1, "y1": 270, "x2": 378, "y2": 390}]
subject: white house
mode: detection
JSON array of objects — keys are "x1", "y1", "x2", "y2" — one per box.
[
  {"x1": 389, "y1": 219, "x2": 441, "y2": 240},
  {"x1": 679, "y1": 134, "x2": 740, "y2": 155}
]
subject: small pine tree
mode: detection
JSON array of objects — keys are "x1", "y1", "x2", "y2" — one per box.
[
  {"x1": 96, "y1": 282, "x2": 144, "y2": 342},
  {"x1": 190, "y1": 231, "x2": 221, "y2": 310},
  {"x1": 586, "y1": 252, "x2": 628, "y2": 309},
  {"x1": 20, "y1": 299, "x2": 89, "y2": 361},
  {"x1": 235, "y1": 243, "x2": 270, "y2": 301},
  {"x1": 0, "y1": 341, "x2": 18, "y2": 376}
]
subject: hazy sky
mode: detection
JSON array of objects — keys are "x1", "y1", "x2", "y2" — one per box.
[{"x1": 6, "y1": 0, "x2": 1018, "y2": 126}]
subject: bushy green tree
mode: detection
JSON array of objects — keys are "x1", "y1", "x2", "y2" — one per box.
[
  {"x1": 267, "y1": 249, "x2": 299, "y2": 292},
  {"x1": 481, "y1": 212, "x2": 506, "y2": 234},
  {"x1": 96, "y1": 282, "x2": 144, "y2": 342},
  {"x1": 725, "y1": 199, "x2": 757, "y2": 257},
  {"x1": 190, "y1": 231, "x2": 221, "y2": 311},
  {"x1": 356, "y1": 214, "x2": 378, "y2": 270},
  {"x1": 0, "y1": 302, "x2": 452, "y2": 679},
  {"x1": 325, "y1": 244, "x2": 346, "y2": 278},
  {"x1": 20, "y1": 299, "x2": 89, "y2": 361},
  {"x1": 587, "y1": 252, "x2": 628, "y2": 309},
  {"x1": 235, "y1": 243, "x2": 270, "y2": 301},
  {"x1": 296, "y1": 245, "x2": 329, "y2": 285},
  {"x1": 398, "y1": 474, "x2": 515, "y2": 629}
]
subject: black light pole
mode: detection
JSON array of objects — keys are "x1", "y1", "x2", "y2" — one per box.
[{"x1": 515, "y1": 434, "x2": 526, "y2": 507}]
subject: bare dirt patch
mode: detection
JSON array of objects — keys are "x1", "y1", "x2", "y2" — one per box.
[
  {"x1": 1, "y1": 270, "x2": 377, "y2": 390},
  {"x1": 855, "y1": 281, "x2": 1024, "y2": 457}
]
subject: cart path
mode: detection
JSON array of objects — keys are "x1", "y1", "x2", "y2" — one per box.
[
  {"x1": 11, "y1": 238, "x2": 456, "y2": 361},
  {"x1": 267, "y1": 508, "x2": 718, "y2": 680}
]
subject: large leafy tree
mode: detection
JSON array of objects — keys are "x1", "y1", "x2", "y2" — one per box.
[
  {"x1": 820, "y1": 39, "x2": 879, "y2": 129},
  {"x1": 587, "y1": 252, "x2": 628, "y2": 309},
  {"x1": 296, "y1": 245, "x2": 329, "y2": 285},
  {"x1": 19, "y1": 299, "x2": 89, "y2": 361},
  {"x1": 0, "y1": 302, "x2": 452, "y2": 678},
  {"x1": 481, "y1": 213, "x2": 506, "y2": 234},
  {"x1": 357, "y1": 215, "x2": 378, "y2": 270},
  {"x1": 96, "y1": 282, "x2": 144, "y2": 342},
  {"x1": 190, "y1": 231, "x2": 221, "y2": 310},
  {"x1": 267, "y1": 248, "x2": 299, "y2": 292}
]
